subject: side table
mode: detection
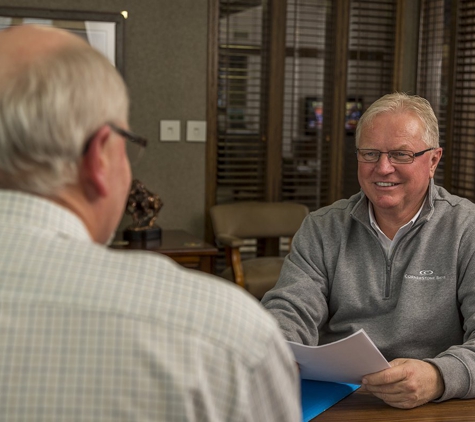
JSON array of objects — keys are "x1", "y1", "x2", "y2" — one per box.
[{"x1": 111, "y1": 229, "x2": 218, "y2": 274}]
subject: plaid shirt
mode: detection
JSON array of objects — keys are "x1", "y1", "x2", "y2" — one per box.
[{"x1": 0, "y1": 191, "x2": 300, "y2": 421}]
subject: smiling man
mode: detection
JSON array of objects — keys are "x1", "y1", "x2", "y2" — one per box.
[{"x1": 262, "y1": 92, "x2": 475, "y2": 409}]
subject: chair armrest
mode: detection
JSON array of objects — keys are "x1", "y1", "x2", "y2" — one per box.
[
  {"x1": 216, "y1": 234, "x2": 246, "y2": 248},
  {"x1": 223, "y1": 245, "x2": 245, "y2": 289}
]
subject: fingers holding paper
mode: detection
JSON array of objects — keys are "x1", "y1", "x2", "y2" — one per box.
[{"x1": 361, "y1": 358, "x2": 445, "y2": 409}]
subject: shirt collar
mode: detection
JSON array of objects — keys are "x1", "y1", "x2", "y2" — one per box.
[
  {"x1": 368, "y1": 197, "x2": 426, "y2": 253},
  {"x1": 0, "y1": 190, "x2": 92, "y2": 242}
]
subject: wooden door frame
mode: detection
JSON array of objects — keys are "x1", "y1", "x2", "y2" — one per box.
[
  {"x1": 265, "y1": 0, "x2": 287, "y2": 202},
  {"x1": 327, "y1": 0, "x2": 350, "y2": 204},
  {"x1": 205, "y1": 0, "x2": 219, "y2": 243}
]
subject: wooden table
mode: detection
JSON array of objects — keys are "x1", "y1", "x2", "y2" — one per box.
[
  {"x1": 314, "y1": 389, "x2": 475, "y2": 421},
  {"x1": 111, "y1": 229, "x2": 218, "y2": 273}
]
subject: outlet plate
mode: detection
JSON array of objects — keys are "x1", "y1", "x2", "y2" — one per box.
[
  {"x1": 186, "y1": 121, "x2": 207, "y2": 142},
  {"x1": 160, "y1": 120, "x2": 180, "y2": 141}
]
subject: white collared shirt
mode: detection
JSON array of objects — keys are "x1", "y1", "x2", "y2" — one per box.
[
  {"x1": 0, "y1": 190, "x2": 300, "y2": 422},
  {"x1": 368, "y1": 198, "x2": 426, "y2": 257}
]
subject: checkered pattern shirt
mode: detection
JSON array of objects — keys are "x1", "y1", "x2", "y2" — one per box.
[{"x1": 0, "y1": 191, "x2": 300, "y2": 421}]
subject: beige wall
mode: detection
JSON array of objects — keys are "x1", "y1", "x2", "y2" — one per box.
[{"x1": 0, "y1": 0, "x2": 208, "y2": 238}]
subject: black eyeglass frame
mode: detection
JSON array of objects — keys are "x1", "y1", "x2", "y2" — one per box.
[
  {"x1": 108, "y1": 123, "x2": 148, "y2": 149},
  {"x1": 82, "y1": 123, "x2": 148, "y2": 155},
  {"x1": 355, "y1": 147, "x2": 435, "y2": 164}
]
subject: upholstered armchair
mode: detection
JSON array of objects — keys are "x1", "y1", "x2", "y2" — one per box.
[{"x1": 210, "y1": 201, "x2": 309, "y2": 299}]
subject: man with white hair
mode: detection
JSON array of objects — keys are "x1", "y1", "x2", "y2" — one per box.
[
  {"x1": 0, "y1": 25, "x2": 300, "y2": 421},
  {"x1": 263, "y1": 92, "x2": 475, "y2": 409}
]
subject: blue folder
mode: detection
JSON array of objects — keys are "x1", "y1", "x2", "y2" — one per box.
[{"x1": 301, "y1": 379, "x2": 360, "y2": 421}]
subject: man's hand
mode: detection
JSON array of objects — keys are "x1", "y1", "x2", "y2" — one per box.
[{"x1": 361, "y1": 358, "x2": 445, "y2": 409}]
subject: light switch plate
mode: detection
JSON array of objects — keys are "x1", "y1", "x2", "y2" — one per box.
[
  {"x1": 160, "y1": 120, "x2": 180, "y2": 141},
  {"x1": 186, "y1": 121, "x2": 207, "y2": 142}
]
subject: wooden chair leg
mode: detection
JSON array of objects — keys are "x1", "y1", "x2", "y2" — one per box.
[{"x1": 230, "y1": 247, "x2": 245, "y2": 289}]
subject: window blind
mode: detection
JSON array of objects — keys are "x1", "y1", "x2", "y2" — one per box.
[
  {"x1": 216, "y1": 0, "x2": 269, "y2": 205},
  {"x1": 418, "y1": 0, "x2": 475, "y2": 201},
  {"x1": 449, "y1": 0, "x2": 475, "y2": 200},
  {"x1": 281, "y1": 0, "x2": 331, "y2": 210}
]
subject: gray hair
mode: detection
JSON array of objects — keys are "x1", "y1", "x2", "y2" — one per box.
[
  {"x1": 355, "y1": 92, "x2": 439, "y2": 149},
  {"x1": 0, "y1": 44, "x2": 129, "y2": 195}
]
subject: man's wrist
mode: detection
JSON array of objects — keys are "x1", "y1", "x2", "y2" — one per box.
[{"x1": 427, "y1": 362, "x2": 445, "y2": 401}]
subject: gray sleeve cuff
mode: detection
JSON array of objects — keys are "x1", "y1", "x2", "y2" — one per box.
[{"x1": 424, "y1": 354, "x2": 471, "y2": 401}]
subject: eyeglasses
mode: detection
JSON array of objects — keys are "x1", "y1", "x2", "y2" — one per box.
[
  {"x1": 108, "y1": 123, "x2": 148, "y2": 165},
  {"x1": 355, "y1": 147, "x2": 435, "y2": 164},
  {"x1": 82, "y1": 123, "x2": 148, "y2": 165}
]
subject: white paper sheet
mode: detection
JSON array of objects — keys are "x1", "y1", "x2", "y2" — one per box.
[{"x1": 288, "y1": 329, "x2": 390, "y2": 385}]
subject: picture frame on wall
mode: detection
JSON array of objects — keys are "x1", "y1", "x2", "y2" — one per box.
[{"x1": 0, "y1": 7, "x2": 125, "y2": 75}]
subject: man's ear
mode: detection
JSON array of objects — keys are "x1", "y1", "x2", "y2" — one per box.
[
  {"x1": 429, "y1": 147, "x2": 443, "y2": 177},
  {"x1": 79, "y1": 125, "x2": 112, "y2": 199}
]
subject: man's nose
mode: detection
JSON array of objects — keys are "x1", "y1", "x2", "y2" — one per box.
[{"x1": 375, "y1": 153, "x2": 395, "y2": 171}]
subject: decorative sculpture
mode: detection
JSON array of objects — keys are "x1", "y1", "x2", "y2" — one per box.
[{"x1": 123, "y1": 179, "x2": 163, "y2": 244}]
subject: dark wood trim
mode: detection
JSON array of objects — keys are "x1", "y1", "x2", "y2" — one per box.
[
  {"x1": 393, "y1": 0, "x2": 405, "y2": 91},
  {"x1": 205, "y1": 0, "x2": 219, "y2": 244},
  {"x1": 393, "y1": 0, "x2": 421, "y2": 93},
  {"x1": 444, "y1": 0, "x2": 459, "y2": 191},
  {"x1": 328, "y1": 0, "x2": 350, "y2": 204},
  {"x1": 219, "y1": 0, "x2": 262, "y2": 16},
  {"x1": 0, "y1": 6, "x2": 121, "y2": 21},
  {"x1": 265, "y1": 0, "x2": 287, "y2": 202}
]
